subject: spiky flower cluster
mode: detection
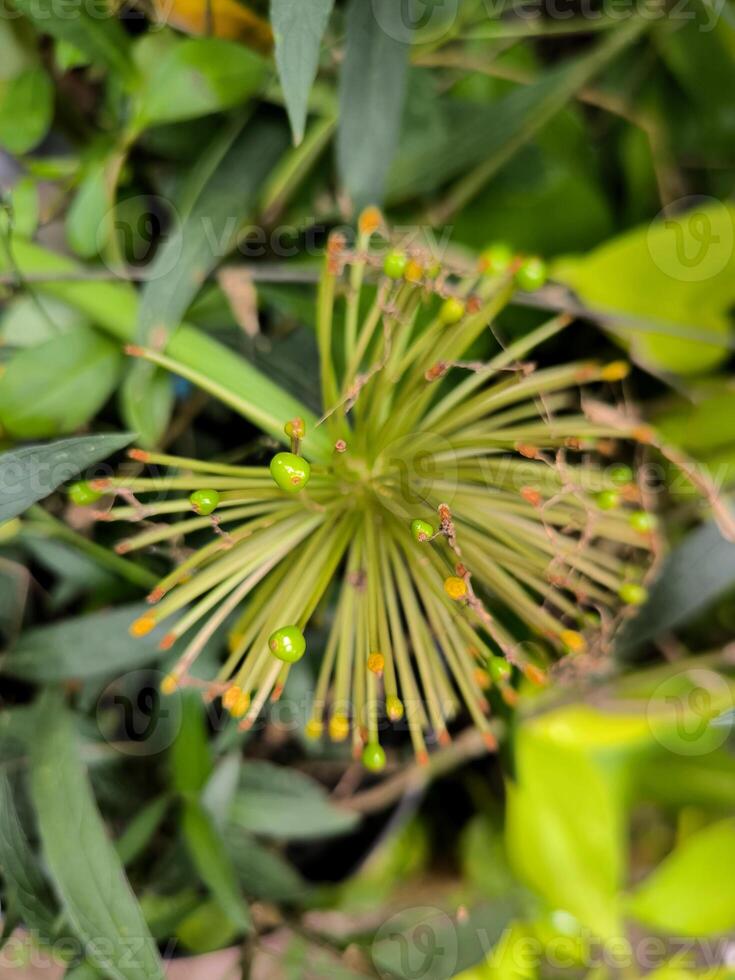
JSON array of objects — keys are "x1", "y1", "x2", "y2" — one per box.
[{"x1": 84, "y1": 211, "x2": 658, "y2": 770}]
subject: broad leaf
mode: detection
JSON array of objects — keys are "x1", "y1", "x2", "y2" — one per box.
[
  {"x1": 0, "y1": 772, "x2": 58, "y2": 939},
  {"x1": 616, "y1": 510, "x2": 735, "y2": 656},
  {"x1": 229, "y1": 761, "x2": 359, "y2": 840},
  {"x1": 0, "y1": 326, "x2": 122, "y2": 439},
  {"x1": 0, "y1": 67, "x2": 53, "y2": 154},
  {"x1": 132, "y1": 36, "x2": 265, "y2": 129},
  {"x1": 271, "y1": 0, "x2": 334, "y2": 145},
  {"x1": 337, "y1": 0, "x2": 410, "y2": 208},
  {"x1": 1, "y1": 603, "x2": 170, "y2": 681},
  {"x1": 182, "y1": 800, "x2": 251, "y2": 931},
  {"x1": 627, "y1": 819, "x2": 735, "y2": 935},
  {"x1": 223, "y1": 825, "x2": 308, "y2": 902},
  {"x1": 11, "y1": 0, "x2": 136, "y2": 83},
  {"x1": 29, "y1": 690, "x2": 165, "y2": 980},
  {"x1": 170, "y1": 692, "x2": 213, "y2": 796},
  {"x1": 0, "y1": 432, "x2": 133, "y2": 524}
]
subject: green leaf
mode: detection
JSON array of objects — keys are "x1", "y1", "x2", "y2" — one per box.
[
  {"x1": 230, "y1": 761, "x2": 360, "y2": 840},
  {"x1": 28, "y1": 690, "x2": 165, "y2": 980},
  {"x1": 175, "y1": 898, "x2": 239, "y2": 955},
  {"x1": 505, "y1": 716, "x2": 625, "y2": 939},
  {"x1": 1, "y1": 603, "x2": 170, "y2": 682},
  {"x1": 0, "y1": 295, "x2": 84, "y2": 348},
  {"x1": 271, "y1": 0, "x2": 334, "y2": 145},
  {"x1": 119, "y1": 368, "x2": 174, "y2": 451},
  {"x1": 616, "y1": 510, "x2": 735, "y2": 656},
  {"x1": 181, "y1": 800, "x2": 251, "y2": 931},
  {"x1": 65, "y1": 159, "x2": 109, "y2": 259},
  {"x1": 0, "y1": 237, "x2": 332, "y2": 459},
  {"x1": 337, "y1": 0, "x2": 410, "y2": 208},
  {"x1": 0, "y1": 67, "x2": 53, "y2": 154},
  {"x1": 627, "y1": 819, "x2": 735, "y2": 935},
  {"x1": 115, "y1": 796, "x2": 170, "y2": 867},
  {"x1": 0, "y1": 432, "x2": 133, "y2": 524},
  {"x1": 388, "y1": 18, "x2": 647, "y2": 207},
  {"x1": 132, "y1": 36, "x2": 265, "y2": 129},
  {"x1": 553, "y1": 202, "x2": 735, "y2": 375},
  {"x1": 223, "y1": 825, "x2": 308, "y2": 902},
  {"x1": 170, "y1": 692, "x2": 212, "y2": 797},
  {"x1": 11, "y1": 0, "x2": 135, "y2": 83},
  {"x1": 7, "y1": 176, "x2": 40, "y2": 238},
  {"x1": 0, "y1": 772, "x2": 58, "y2": 939},
  {"x1": 0, "y1": 325, "x2": 122, "y2": 439}
]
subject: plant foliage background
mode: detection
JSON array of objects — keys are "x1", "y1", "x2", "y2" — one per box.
[{"x1": 0, "y1": 0, "x2": 735, "y2": 977}]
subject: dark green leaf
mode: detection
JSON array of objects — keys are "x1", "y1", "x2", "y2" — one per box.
[
  {"x1": 65, "y1": 159, "x2": 110, "y2": 259},
  {"x1": 0, "y1": 326, "x2": 122, "y2": 439},
  {"x1": 337, "y1": 0, "x2": 411, "y2": 208},
  {"x1": 0, "y1": 432, "x2": 133, "y2": 524},
  {"x1": 28, "y1": 690, "x2": 165, "y2": 980},
  {"x1": 223, "y1": 824, "x2": 308, "y2": 902},
  {"x1": 230, "y1": 761, "x2": 359, "y2": 840},
  {"x1": 0, "y1": 772, "x2": 58, "y2": 939},
  {"x1": 11, "y1": 0, "x2": 135, "y2": 83},
  {"x1": 118, "y1": 368, "x2": 174, "y2": 451},
  {"x1": 116, "y1": 796, "x2": 170, "y2": 867},
  {"x1": 0, "y1": 67, "x2": 53, "y2": 154},
  {"x1": 181, "y1": 800, "x2": 251, "y2": 931},
  {"x1": 616, "y1": 511, "x2": 735, "y2": 656},
  {"x1": 271, "y1": 0, "x2": 334, "y2": 145},
  {"x1": 170, "y1": 692, "x2": 212, "y2": 796},
  {"x1": 1, "y1": 603, "x2": 168, "y2": 681}
]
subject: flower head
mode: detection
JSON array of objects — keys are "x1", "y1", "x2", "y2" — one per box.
[{"x1": 99, "y1": 216, "x2": 658, "y2": 767}]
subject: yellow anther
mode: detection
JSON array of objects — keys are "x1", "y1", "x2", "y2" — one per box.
[
  {"x1": 444, "y1": 576, "x2": 468, "y2": 600},
  {"x1": 130, "y1": 614, "x2": 156, "y2": 638},
  {"x1": 358, "y1": 206, "x2": 382, "y2": 236},
  {"x1": 329, "y1": 713, "x2": 350, "y2": 742},
  {"x1": 404, "y1": 259, "x2": 423, "y2": 284},
  {"x1": 367, "y1": 652, "x2": 385, "y2": 674},
  {"x1": 222, "y1": 685, "x2": 242, "y2": 711},
  {"x1": 231, "y1": 690, "x2": 251, "y2": 718},
  {"x1": 560, "y1": 629, "x2": 586, "y2": 654},
  {"x1": 160, "y1": 673, "x2": 178, "y2": 695},
  {"x1": 600, "y1": 360, "x2": 631, "y2": 382},
  {"x1": 305, "y1": 718, "x2": 324, "y2": 740}
]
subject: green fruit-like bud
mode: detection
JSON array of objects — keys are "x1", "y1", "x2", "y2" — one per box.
[
  {"x1": 410, "y1": 518, "x2": 434, "y2": 543},
  {"x1": 67, "y1": 481, "x2": 102, "y2": 506},
  {"x1": 618, "y1": 582, "x2": 648, "y2": 606},
  {"x1": 361, "y1": 741, "x2": 386, "y2": 772},
  {"x1": 629, "y1": 510, "x2": 657, "y2": 534},
  {"x1": 270, "y1": 452, "x2": 311, "y2": 493},
  {"x1": 439, "y1": 296, "x2": 465, "y2": 325},
  {"x1": 488, "y1": 656, "x2": 512, "y2": 684},
  {"x1": 609, "y1": 464, "x2": 633, "y2": 486},
  {"x1": 383, "y1": 250, "x2": 408, "y2": 280},
  {"x1": 515, "y1": 257, "x2": 547, "y2": 292},
  {"x1": 595, "y1": 490, "x2": 620, "y2": 511},
  {"x1": 268, "y1": 625, "x2": 306, "y2": 663},
  {"x1": 480, "y1": 242, "x2": 513, "y2": 275},
  {"x1": 189, "y1": 489, "x2": 220, "y2": 516}
]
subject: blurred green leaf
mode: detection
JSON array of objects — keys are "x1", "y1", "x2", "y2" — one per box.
[
  {"x1": 29, "y1": 690, "x2": 165, "y2": 980},
  {"x1": 7, "y1": 176, "x2": 40, "y2": 238},
  {"x1": 0, "y1": 772, "x2": 58, "y2": 939},
  {"x1": 337, "y1": 0, "x2": 410, "y2": 208},
  {"x1": 223, "y1": 824, "x2": 308, "y2": 902},
  {"x1": 0, "y1": 432, "x2": 133, "y2": 524},
  {"x1": 0, "y1": 67, "x2": 53, "y2": 154},
  {"x1": 1, "y1": 604, "x2": 171, "y2": 681},
  {"x1": 0, "y1": 326, "x2": 122, "y2": 439},
  {"x1": 553, "y1": 202, "x2": 735, "y2": 374},
  {"x1": 12, "y1": 0, "x2": 136, "y2": 83},
  {"x1": 627, "y1": 818, "x2": 735, "y2": 935},
  {"x1": 170, "y1": 691, "x2": 212, "y2": 796},
  {"x1": 0, "y1": 295, "x2": 84, "y2": 348},
  {"x1": 506, "y1": 715, "x2": 625, "y2": 939},
  {"x1": 230, "y1": 761, "x2": 359, "y2": 840},
  {"x1": 119, "y1": 368, "x2": 174, "y2": 452},
  {"x1": 115, "y1": 796, "x2": 170, "y2": 867},
  {"x1": 182, "y1": 799, "x2": 251, "y2": 930},
  {"x1": 272, "y1": 0, "x2": 334, "y2": 145},
  {"x1": 616, "y1": 511, "x2": 735, "y2": 655},
  {"x1": 132, "y1": 36, "x2": 265, "y2": 129},
  {"x1": 65, "y1": 158, "x2": 110, "y2": 259},
  {"x1": 174, "y1": 898, "x2": 239, "y2": 955}
]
